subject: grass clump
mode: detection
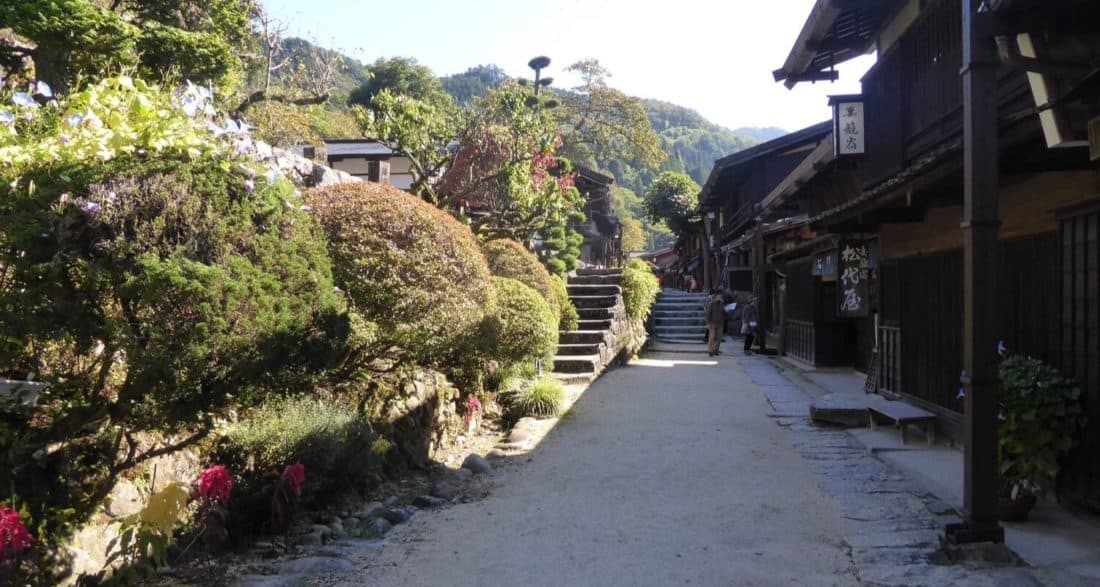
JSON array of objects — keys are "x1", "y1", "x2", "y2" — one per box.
[{"x1": 503, "y1": 378, "x2": 566, "y2": 418}]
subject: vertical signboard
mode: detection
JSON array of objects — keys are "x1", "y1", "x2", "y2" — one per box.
[
  {"x1": 838, "y1": 240, "x2": 870, "y2": 317},
  {"x1": 829, "y1": 95, "x2": 865, "y2": 157}
]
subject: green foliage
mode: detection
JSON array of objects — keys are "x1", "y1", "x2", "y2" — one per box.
[
  {"x1": 105, "y1": 482, "x2": 191, "y2": 571},
  {"x1": 0, "y1": 76, "x2": 229, "y2": 176},
  {"x1": 215, "y1": 395, "x2": 381, "y2": 508},
  {"x1": 245, "y1": 99, "x2": 324, "y2": 148},
  {"x1": 0, "y1": 0, "x2": 252, "y2": 92},
  {"x1": 502, "y1": 378, "x2": 565, "y2": 419},
  {"x1": 348, "y1": 57, "x2": 452, "y2": 111},
  {"x1": 611, "y1": 186, "x2": 672, "y2": 251},
  {"x1": 354, "y1": 89, "x2": 457, "y2": 203},
  {"x1": 997, "y1": 353, "x2": 1086, "y2": 499},
  {"x1": 622, "y1": 259, "x2": 660, "y2": 322},
  {"x1": 556, "y1": 59, "x2": 665, "y2": 173},
  {"x1": 481, "y1": 239, "x2": 559, "y2": 319},
  {"x1": 551, "y1": 275, "x2": 579, "y2": 332},
  {"x1": 305, "y1": 181, "x2": 493, "y2": 370},
  {"x1": 0, "y1": 153, "x2": 340, "y2": 556},
  {"x1": 644, "y1": 171, "x2": 701, "y2": 236},
  {"x1": 486, "y1": 277, "x2": 558, "y2": 367}
]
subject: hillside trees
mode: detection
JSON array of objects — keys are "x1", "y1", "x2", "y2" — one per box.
[
  {"x1": 348, "y1": 56, "x2": 452, "y2": 112},
  {"x1": 643, "y1": 171, "x2": 701, "y2": 236}
]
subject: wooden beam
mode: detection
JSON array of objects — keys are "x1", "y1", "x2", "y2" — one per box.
[
  {"x1": 805, "y1": 37, "x2": 867, "y2": 53},
  {"x1": 785, "y1": 70, "x2": 840, "y2": 84}
]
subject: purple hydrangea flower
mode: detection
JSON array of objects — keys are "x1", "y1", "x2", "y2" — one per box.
[
  {"x1": 244, "y1": 180, "x2": 255, "y2": 193},
  {"x1": 11, "y1": 92, "x2": 35, "y2": 108},
  {"x1": 81, "y1": 201, "x2": 102, "y2": 214}
]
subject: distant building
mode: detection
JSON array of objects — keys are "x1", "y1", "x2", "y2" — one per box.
[
  {"x1": 573, "y1": 165, "x2": 623, "y2": 268},
  {"x1": 322, "y1": 140, "x2": 415, "y2": 191}
]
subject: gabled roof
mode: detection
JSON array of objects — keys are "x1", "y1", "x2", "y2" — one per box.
[
  {"x1": 773, "y1": 0, "x2": 901, "y2": 88},
  {"x1": 700, "y1": 121, "x2": 832, "y2": 204},
  {"x1": 324, "y1": 140, "x2": 397, "y2": 157},
  {"x1": 574, "y1": 164, "x2": 615, "y2": 186}
]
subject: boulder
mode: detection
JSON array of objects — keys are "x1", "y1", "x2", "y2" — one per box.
[{"x1": 462, "y1": 453, "x2": 492, "y2": 474}]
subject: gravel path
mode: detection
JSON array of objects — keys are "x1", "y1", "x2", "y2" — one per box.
[{"x1": 322, "y1": 351, "x2": 858, "y2": 586}]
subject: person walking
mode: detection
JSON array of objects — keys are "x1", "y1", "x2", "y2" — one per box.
[
  {"x1": 706, "y1": 290, "x2": 725, "y2": 357},
  {"x1": 741, "y1": 297, "x2": 759, "y2": 355}
]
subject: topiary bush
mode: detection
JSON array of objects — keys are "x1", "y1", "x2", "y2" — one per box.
[
  {"x1": 622, "y1": 258, "x2": 660, "y2": 322},
  {"x1": 306, "y1": 182, "x2": 494, "y2": 370},
  {"x1": 485, "y1": 277, "x2": 558, "y2": 367},
  {"x1": 502, "y1": 378, "x2": 565, "y2": 419},
  {"x1": 481, "y1": 238, "x2": 560, "y2": 319},
  {"x1": 551, "y1": 274, "x2": 579, "y2": 332},
  {"x1": 0, "y1": 154, "x2": 343, "y2": 560}
]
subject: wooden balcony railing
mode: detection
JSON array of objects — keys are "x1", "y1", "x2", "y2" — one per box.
[
  {"x1": 879, "y1": 326, "x2": 902, "y2": 395},
  {"x1": 785, "y1": 319, "x2": 815, "y2": 364}
]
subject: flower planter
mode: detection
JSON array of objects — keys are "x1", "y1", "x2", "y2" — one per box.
[{"x1": 997, "y1": 494, "x2": 1036, "y2": 522}]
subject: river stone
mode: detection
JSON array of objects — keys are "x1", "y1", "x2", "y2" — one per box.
[
  {"x1": 299, "y1": 531, "x2": 324, "y2": 547},
  {"x1": 355, "y1": 501, "x2": 383, "y2": 520},
  {"x1": 414, "y1": 495, "x2": 448, "y2": 508},
  {"x1": 282, "y1": 556, "x2": 355, "y2": 575},
  {"x1": 382, "y1": 506, "x2": 416, "y2": 525},
  {"x1": 310, "y1": 524, "x2": 332, "y2": 539},
  {"x1": 328, "y1": 519, "x2": 347, "y2": 539},
  {"x1": 451, "y1": 468, "x2": 474, "y2": 482},
  {"x1": 366, "y1": 517, "x2": 392, "y2": 538},
  {"x1": 430, "y1": 481, "x2": 459, "y2": 500},
  {"x1": 462, "y1": 453, "x2": 492, "y2": 474}
]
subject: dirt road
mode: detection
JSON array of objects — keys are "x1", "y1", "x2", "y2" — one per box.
[{"x1": 325, "y1": 352, "x2": 858, "y2": 586}]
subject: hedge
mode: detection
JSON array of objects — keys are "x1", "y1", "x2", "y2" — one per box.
[
  {"x1": 622, "y1": 258, "x2": 660, "y2": 322},
  {"x1": 306, "y1": 182, "x2": 494, "y2": 369},
  {"x1": 485, "y1": 277, "x2": 558, "y2": 367},
  {"x1": 480, "y1": 238, "x2": 560, "y2": 319}
]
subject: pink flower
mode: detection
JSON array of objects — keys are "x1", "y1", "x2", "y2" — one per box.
[
  {"x1": 80, "y1": 201, "x2": 101, "y2": 214},
  {"x1": 465, "y1": 395, "x2": 482, "y2": 412},
  {"x1": 281, "y1": 463, "x2": 305, "y2": 498},
  {"x1": 0, "y1": 507, "x2": 34, "y2": 557},
  {"x1": 59, "y1": 193, "x2": 70, "y2": 204},
  {"x1": 194, "y1": 465, "x2": 234, "y2": 503}
]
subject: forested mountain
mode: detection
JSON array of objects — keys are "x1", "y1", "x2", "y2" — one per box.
[{"x1": 732, "y1": 126, "x2": 787, "y2": 142}]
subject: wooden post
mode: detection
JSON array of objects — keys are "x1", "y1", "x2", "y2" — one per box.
[
  {"x1": 753, "y1": 222, "x2": 768, "y2": 352},
  {"x1": 947, "y1": 0, "x2": 1004, "y2": 545}
]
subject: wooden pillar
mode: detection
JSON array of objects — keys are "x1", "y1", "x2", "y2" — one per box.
[
  {"x1": 700, "y1": 217, "x2": 713, "y2": 291},
  {"x1": 947, "y1": 0, "x2": 1004, "y2": 545},
  {"x1": 753, "y1": 222, "x2": 768, "y2": 351}
]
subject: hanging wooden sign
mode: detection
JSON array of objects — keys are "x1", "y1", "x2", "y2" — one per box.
[{"x1": 838, "y1": 240, "x2": 870, "y2": 317}]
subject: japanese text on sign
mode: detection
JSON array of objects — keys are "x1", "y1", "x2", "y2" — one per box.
[{"x1": 838, "y1": 241, "x2": 870, "y2": 317}]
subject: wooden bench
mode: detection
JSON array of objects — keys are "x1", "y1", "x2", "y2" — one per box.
[{"x1": 867, "y1": 396, "x2": 937, "y2": 446}]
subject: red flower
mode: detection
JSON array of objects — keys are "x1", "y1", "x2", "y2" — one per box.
[
  {"x1": 281, "y1": 463, "x2": 305, "y2": 498},
  {"x1": 465, "y1": 395, "x2": 482, "y2": 412},
  {"x1": 0, "y1": 507, "x2": 34, "y2": 557},
  {"x1": 194, "y1": 465, "x2": 234, "y2": 503}
]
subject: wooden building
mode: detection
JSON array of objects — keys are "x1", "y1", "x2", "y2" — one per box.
[
  {"x1": 771, "y1": 0, "x2": 1100, "y2": 513},
  {"x1": 574, "y1": 166, "x2": 624, "y2": 268}
]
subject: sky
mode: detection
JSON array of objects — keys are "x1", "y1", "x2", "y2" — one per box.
[{"x1": 260, "y1": 0, "x2": 876, "y2": 133}]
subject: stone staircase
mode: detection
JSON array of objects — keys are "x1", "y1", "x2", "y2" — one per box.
[
  {"x1": 552, "y1": 268, "x2": 630, "y2": 384},
  {"x1": 651, "y1": 290, "x2": 709, "y2": 344}
]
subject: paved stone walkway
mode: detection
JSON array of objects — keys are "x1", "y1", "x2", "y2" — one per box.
[{"x1": 249, "y1": 350, "x2": 1087, "y2": 586}]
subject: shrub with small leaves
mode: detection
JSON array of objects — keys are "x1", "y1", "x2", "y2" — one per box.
[
  {"x1": 622, "y1": 258, "x2": 660, "y2": 322},
  {"x1": 551, "y1": 274, "x2": 579, "y2": 332},
  {"x1": 481, "y1": 238, "x2": 560, "y2": 319},
  {"x1": 485, "y1": 277, "x2": 558, "y2": 368},
  {"x1": 306, "y1": 182, "x2": 494, "y2": 370}
]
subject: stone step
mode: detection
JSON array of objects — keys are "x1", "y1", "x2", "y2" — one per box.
[
  {"x1": 553, "y1": 355, "x2": 600, "y2": 374},
  {"x1": 656, "y1": 336, "x2": 707, "y2": 344},
  {"x1": 567, "y1": 284, "x2": 621, "y2": 297},
  {"x1": 552, "y1": 372, "x2": 594, "y2": 385},
  {"x1": 655, "y1": 325, "x2": 708, "y2": 333},
  {"x1": 571, "y1": 274, "x2": 623, "y2": 286},
  {"x1": 652, "y1": 309, "x2": 704, "y2": 317},
  {"x1": 654, "y1": 317, "x2": 706, "y2": 326},
  {"x1": 556, "y1": 343, "x2": 603, "y2": 356},
  {"x1": 576, "y1": 268, "x2": 624, "y2": 277},
  {"x1": 559, "y1": 330, "x2": 608, "y2": 345},
  {"x1": 570, "y1": 295, "x2": 618, "y2": 309},
  {"x1": 577, "y1": 319, "x2": 613, "y2": 330},
  {"x1": 577, "y1": 307, "x2": 614, "y2": 320}
]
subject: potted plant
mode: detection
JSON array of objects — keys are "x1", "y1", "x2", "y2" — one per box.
[{"x1": 997, "y1": 351, "x2": 1086, "y2": 521}]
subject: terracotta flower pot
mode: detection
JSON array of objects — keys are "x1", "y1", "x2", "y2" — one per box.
[{"x1": 997, "y1": 494, "x2": 1037, "y2": 521}]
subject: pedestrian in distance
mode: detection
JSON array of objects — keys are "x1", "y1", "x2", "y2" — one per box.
[
  {"x1": 706, "y1": 290, "x2": 725, "y2": 357},
  {"x1": 741, "y1": 297, "x2": 759, "y2": 355}
]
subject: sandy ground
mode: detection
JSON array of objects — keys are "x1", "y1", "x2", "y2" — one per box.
[{"x1": 323, "y1": 351, "x2": 859, "y2": 587}]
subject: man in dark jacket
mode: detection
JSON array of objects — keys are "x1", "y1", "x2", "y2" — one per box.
[
  {"x1": 741, "y1": 297, "x2": 759, "y2": 355},
  {"x1": 705, "y1": 290, "x2": 725, "y2": 356}
]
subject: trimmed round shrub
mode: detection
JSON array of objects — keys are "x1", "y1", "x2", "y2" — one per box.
[
  {"x1": 622, "y1": 258, "x2": 660, "y2": 322},
  {"x1": 481, "y1": 238, "x2": 559, "y2": 319},
  {"x1": 487, "y1": 276, "x2": 558, "y2": 366},
  {"x1": 503, "y1": 377, "x2": 565, "y2": 418},
  {"x1": 0, "y1": 155, "x2": 342, "y2": 547},
  {"x1": 551, "y1": 274, "x2": 579, "y2": 332},
  {"x1": 306, "y1": 182, "x2": 494, "y2": 367}
]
